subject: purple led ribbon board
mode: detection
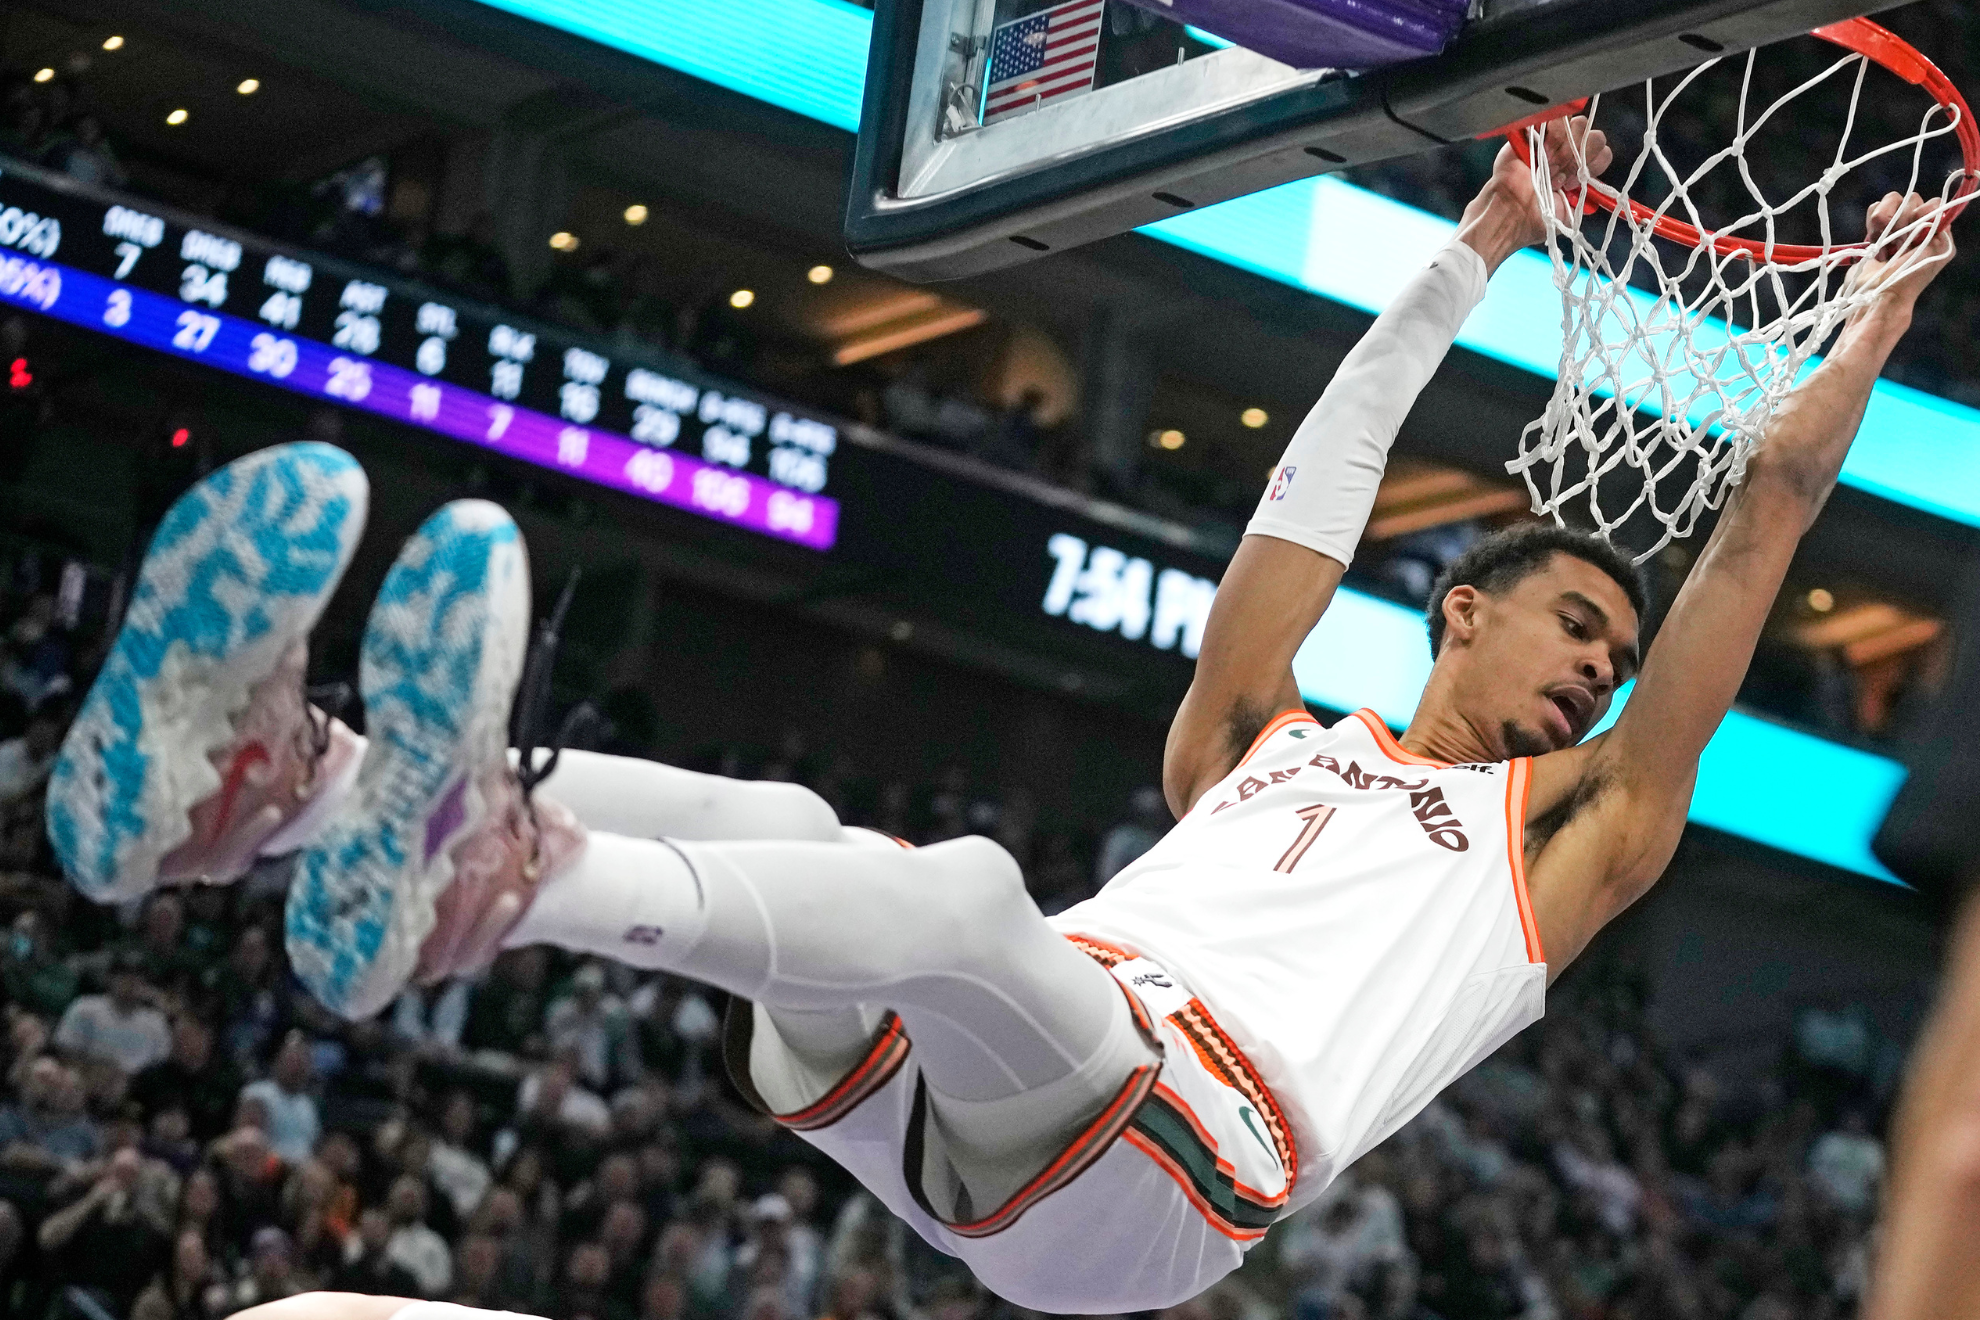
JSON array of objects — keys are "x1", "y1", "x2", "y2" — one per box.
[
  {"x1": 0, "y1": 252, "x2": 840, "y2": 552},
  {"x1": 1124, "y1": 0, "x2": 1464, "y2": 72}
]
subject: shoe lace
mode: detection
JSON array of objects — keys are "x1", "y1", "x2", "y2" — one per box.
[
  {"x1": 295, "y1": 680, "x2": 354, "y2": 793},
  {"x1": 510, "y1": 571, "x2": 611, "y2": 873},
  {"x1": 512, "y1": 569, "x2": 611, "y2": 794}
]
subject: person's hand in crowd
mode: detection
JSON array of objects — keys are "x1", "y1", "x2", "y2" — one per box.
[{"x1": 96, "y1": 1145, "x2": 141, "y2": 1199}]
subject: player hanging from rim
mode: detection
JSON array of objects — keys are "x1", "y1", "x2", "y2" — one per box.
[{"x1": 46, "y1": 119, "x2": 1953, "y2": 1312}]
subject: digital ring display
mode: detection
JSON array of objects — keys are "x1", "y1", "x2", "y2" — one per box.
[{"x1": 0, "y1": 160, "x2": 840, "y2": 551}]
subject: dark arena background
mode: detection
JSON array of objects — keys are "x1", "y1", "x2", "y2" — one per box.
[{"x1": 0, "y1": 1, "x2": 1974, "y2": 1318}]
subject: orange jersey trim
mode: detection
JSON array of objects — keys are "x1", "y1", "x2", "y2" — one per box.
[
  {"x1": 934, "y1": 1060, "x2": 1161, "y2": 1239},
  {"x1": 1503, "y1": 757, "x2": 1544, "y2": 964},
  {"x1": 1351, "y1": 709, "x2": 1453, "y2": 769},
  {"x1": 1064, "y1": 935, "x2": 1298, "y2": 1188},
  {"x1": 1120, "y1": 1128, "x2": 1274, "y2": 1243},
  {"x1": 1238, "y1": 708, "x2": 1320, "y2": 767},
  {"x1": 1151, "y1": 1081, "x2": 1289, "y2": 1209},
  {"x1": 774, "y1": 1012, "x2": 911, "y2": 1131}
]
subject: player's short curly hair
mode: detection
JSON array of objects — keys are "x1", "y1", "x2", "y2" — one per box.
[{"x1": 1425, "y1": 523, "x2": 1648, "y2": 658}]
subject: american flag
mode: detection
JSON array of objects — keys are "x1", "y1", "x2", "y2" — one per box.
[{"x1": 984, "y1": 0, "x2": 1104, "y2": 125}]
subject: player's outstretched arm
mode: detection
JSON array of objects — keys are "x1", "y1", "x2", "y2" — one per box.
[
  {"x1": 1165, "y1": 120, "x2": 1611, "y2": 814},
  {"x1": 1526, "y1": 193, "x2": 1954, "y2": 966}
]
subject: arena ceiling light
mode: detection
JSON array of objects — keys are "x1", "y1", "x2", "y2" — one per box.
[
  {"x1": 32, "y1": 68, "x2": 53, "y2": 83},
  {"x1": 101, "y1": 36, "x2": 124, "y2": 51},
  {"x1": 237, "y1": 78, "x2": 260, "y2": 95},
  {"x1": 808, "y1": 265, "x2": 835, "y2": 284},
  {"x1": 623, "y1": 203, "x2": 649, "y2": 224},
  {"x1": 165, "y1": 108, "x2": 188, "y2": 126}
]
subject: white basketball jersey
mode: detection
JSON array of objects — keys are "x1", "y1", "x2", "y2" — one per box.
[{"x1": 1051, "y1": 707, "x2": 1546, "y2": 1212}]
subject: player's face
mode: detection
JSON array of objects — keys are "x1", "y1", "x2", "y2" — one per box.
[{"x1": 1442, "y1": 553, "x2": 1641, "y2": 757}]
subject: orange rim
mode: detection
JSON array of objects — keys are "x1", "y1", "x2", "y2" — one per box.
[{"x1": 1502, "y1": 18, "x2": 1980, "y2": 265}]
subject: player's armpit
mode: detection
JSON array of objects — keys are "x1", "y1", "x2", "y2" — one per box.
[
  {"x1": 1164, "y1": 535, "x2": 1336, "y2": 815},
  {"x1": 1521, "y1": 740, "x2": 1694, "y2": 975}
]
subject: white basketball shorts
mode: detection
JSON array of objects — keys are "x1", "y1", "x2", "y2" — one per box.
[{"x1": 724, "y1": 936, "x2": 1298, "y2": 1312}]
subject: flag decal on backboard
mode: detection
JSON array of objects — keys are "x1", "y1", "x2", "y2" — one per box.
[{"x1": 985, "y1": 0, "x2": 1105, "y2": 125}]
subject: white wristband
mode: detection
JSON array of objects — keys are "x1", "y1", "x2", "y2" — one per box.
[{"x1": 1245, "y1": 239, "x2": 1489, "y2": 568}]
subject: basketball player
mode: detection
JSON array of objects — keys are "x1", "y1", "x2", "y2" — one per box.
[{"x1": 48, "y1": 117, "x2": 1952, "y2": 1310}]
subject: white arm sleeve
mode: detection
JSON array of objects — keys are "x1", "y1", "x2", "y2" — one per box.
[{"x1": 1244, "y1": 239, "x2": 1489, "y2": 568}]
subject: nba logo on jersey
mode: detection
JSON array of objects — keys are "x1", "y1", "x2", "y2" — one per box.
[{"x1": 1267, "y1": 465, "x2": 1297, "y2": 501}]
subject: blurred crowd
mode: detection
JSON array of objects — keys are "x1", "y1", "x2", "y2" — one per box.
[
  {"x1": 1246, "y1": 973, "x2": 1895, "y2": 1320},
  {"x1": 0, "y1": 533, "x2": 1913, "y2": 1320}
]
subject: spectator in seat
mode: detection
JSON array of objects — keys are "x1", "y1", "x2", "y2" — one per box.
[
  {"x1": 640, "y1": 1273, "x2": 688, "y2": 1320},
  {"x1": 330, "y1": 1205, "x2": 423, "y2": 1298},
  {"x1": 776, "y1": 1168, "x2": 824, "y2": 1307},
  {"x1": 127, "y1": 891, "x2": 200, "y2": 991},
  {"x1": 1808, "y1": 1109, "x2": 1886, "y2": 1214},
  {"x1": 428, "y1": 1090, "x2": 492, "y2": 1221},
  {"x1": 1, "y1": 908, "x2": 78, "y2": 1018},
  {"x1": 736, "y1": 1193, "x2": 814, "y2": 1320},
  {"x1": 37, "y1": 1145, "x2": 171, "y2": 1314},
  {"x1": 0, "y1": 1055, "x2": 99, "y2": 1183},
  {"x1": 1280, "y1": 1172, "x2": 1414, "y2": 1312},
  {"x1": 462, "y1": 948, "x2": 550, "y2": 1059},
  {"x1": 211, "y1": 1125, "x2": 288, "y2": 1247},
  {"x1": 562, "y1": 1240, "x2": 627, "y2": 1320},
  {"x1": 144, "y1": 1103, "x2": 202, "y2": 1175},
  {"x1": 54, "y1": 950, "x2": 172, "y2": 1075},
  {"x1": 446, "y1": 1231, "x2": 504, "y2": 1308},
  {"x1": 464, "y1": 1186, "x2": 542, "y2": 1311},
  {"x1": 546, "y1": 962, "x2": 636, "y2": 1092},
  {"x1": 514, "y1": 1055, "x2": 611, "y2": 1153},
  {"x1": 231, "y1": 1225, "x2": 307, "y2": 1310},
  {"x1": 134, "y1": 1227, "x2": 227, "y2": 1320},
  {"x1": 175, "y1": 1165, "x2": 225, "y2": 1258},
  {"x1": 238, "y1": 1032, "x2": 321, "y2": 1165},
  {"x1": 599, "y1": 1200, "x2": 650, "y2": 1311},
  {"x1": 132, "y1": 1015, "x2": 243, "y2": 1143},
  {"x1": 0, "y1": 704, "x2": 60, "y2": 807},
  {"x1": 384, "y1": 1173, "x2": 452, "y2": 1297},
  {"x1": 205, "y1": 925, "x2": 288, "y2": 1067}
]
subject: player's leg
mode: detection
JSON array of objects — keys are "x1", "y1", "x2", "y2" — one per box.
[
  {"x1": 523, "y1": 746, "x2": 889, "y2": 847},
  {"x1": 1863, "y1": 887, "x2": 1980, "y2": 1320},
  {"x1": 46, "y1": 442, "x2": 369, "y2": 903},
  {"x1": 281, "y1": 503, "x2": 1150, "y2": 1215}
]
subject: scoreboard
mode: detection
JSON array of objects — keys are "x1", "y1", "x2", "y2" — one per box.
[{"x1": 0, "y1": 159, "x2": 839, "y2": 551}]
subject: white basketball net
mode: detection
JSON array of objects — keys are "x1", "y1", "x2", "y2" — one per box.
[{"x1": 1509, "y1": 44, "x2": 1966, "y2": 561}]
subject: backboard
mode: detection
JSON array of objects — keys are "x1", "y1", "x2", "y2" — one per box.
[{"x1": 845, "y1": 0, "x2": 1900, "y2": 282}]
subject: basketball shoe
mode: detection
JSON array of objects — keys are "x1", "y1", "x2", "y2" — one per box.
[
  {"x1": 285, "y1": 500, "x2": 584, "y2": 1020},
  {"x1": 46, "y1": 443, "x2": 368, "y2": 903}
]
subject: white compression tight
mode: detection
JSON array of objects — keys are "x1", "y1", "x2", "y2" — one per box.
[{"x1": 502, "y1": 751, "x2": 1151, "y2": 1207}]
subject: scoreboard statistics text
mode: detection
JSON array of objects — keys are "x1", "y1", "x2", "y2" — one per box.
[{"x1": 0, "y1": 161, "x2": 839, "y2": 551}]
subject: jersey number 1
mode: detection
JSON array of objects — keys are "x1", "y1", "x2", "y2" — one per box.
[{"x1": 1274, "y1": 803, "x2": 1336, "y2": 873}]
